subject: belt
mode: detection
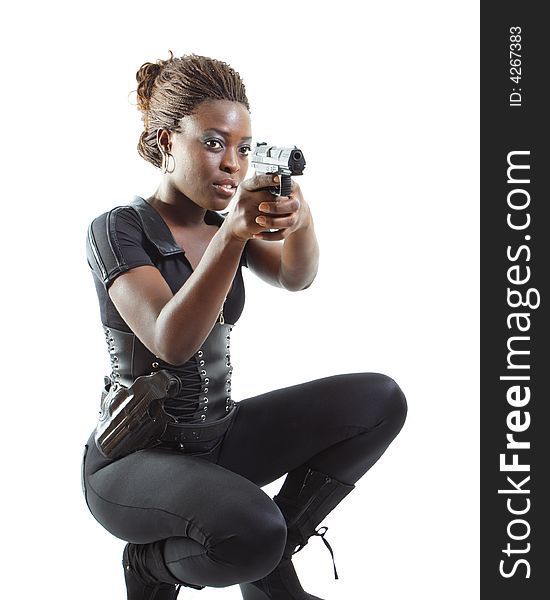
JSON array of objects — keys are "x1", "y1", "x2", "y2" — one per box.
[{"x1": 159, "y1": 401, "x2": 239, "y2": 449}]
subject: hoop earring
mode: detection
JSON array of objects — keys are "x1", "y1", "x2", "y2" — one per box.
[{"x1": 160, "y1": 150, "x2": 176, "y2": 174}]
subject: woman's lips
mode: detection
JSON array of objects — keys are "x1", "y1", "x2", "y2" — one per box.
[{"x1": 212, "y1": 183, "x2": 237, "y2": 198}]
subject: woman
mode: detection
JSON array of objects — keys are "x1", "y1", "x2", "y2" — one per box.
[{"x1": 81, "y1": 53, "x2": 407, "y2": 600}]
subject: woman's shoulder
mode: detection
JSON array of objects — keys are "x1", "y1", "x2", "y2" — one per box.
[
  {"x1": 86, "y1": 198, "x2": 155, "y2": 288},
  {"x1": 88, "y1": 196, "x2": 184, "y2": 260},
  {"x1": 86, "y1": 199, "x2": 147, "y2": 269},
  {"x1": 88, "y1": 199, "x2": 143, "y2": 231}
]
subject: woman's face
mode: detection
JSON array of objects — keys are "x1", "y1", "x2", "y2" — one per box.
[{"x1": 166, "y1": 99, "x2": 252, "y2": 211}]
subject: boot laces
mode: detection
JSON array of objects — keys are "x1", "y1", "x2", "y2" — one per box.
[
  {"x1": 292, "y1": 526, "x2": 339, "y2": 580},
  {"x1": 312, "y1": 526, "x2": 339, "y2": 580}
]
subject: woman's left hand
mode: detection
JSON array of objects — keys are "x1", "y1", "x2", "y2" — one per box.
[{"x1": 252, "y1": 180, "x2": 311, "y2": 241}]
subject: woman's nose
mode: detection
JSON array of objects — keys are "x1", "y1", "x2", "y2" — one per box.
[{"x1": 220, "y1": 148, "x2": 240, "y2": 174}]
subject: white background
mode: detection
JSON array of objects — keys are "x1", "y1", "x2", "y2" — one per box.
[{"x1": 1, "y1": 1, "x2": 479, "y2": 598}]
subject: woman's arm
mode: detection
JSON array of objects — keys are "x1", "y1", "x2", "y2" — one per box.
[
  {"x1": 246, "y1": 181, "x2": 319, "y2": 291},
  {"x1": 107, "y1": 174, "x2": 284, "y2": 365},
  {"x1": 108, "y1": 225, "x2": 246, "y2": 365}
]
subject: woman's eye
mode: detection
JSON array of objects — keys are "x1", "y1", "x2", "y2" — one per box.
[
  {"x1": 205, "y1": 139, "x2": 223, "y2": 149},
  {"x1": 239, "y1": 146, "x2": 251, "y2": 156}
]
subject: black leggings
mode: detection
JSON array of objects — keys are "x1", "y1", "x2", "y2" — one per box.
[{"x1": 82, "y1": 372, "x2": 406, "y2": 588}]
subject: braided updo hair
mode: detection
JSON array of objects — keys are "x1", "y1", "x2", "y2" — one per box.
[{"x1": 136, "y1": 52, "x2": 250, "y2": 168}]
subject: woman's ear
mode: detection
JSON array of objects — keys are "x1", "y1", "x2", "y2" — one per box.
[{"x1": 156, "y1": 128, "x2": 172, "y2": 153}]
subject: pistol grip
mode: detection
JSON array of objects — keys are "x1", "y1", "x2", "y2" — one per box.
[{"x1": 269, "y1": 174, "x2": 292, "y2": 197}]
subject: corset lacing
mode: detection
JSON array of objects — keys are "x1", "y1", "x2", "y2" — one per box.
[
  {"x1": 105, "y1": 327, "x2": 120, "y2": 384},
  {"x1": 162, "y1": 360, "x2": 202, "y2": 422},
  {"x1": 102, "y1": 322, "x2": 233, "y2": 424}
]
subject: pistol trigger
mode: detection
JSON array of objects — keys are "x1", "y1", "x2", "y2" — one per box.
[{"x1": 268, "y1": 184, "x2": 280, "y2": 197}]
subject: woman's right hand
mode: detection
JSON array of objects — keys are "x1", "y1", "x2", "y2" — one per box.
[{"x1": 225, "y1": 174, "x2": 293, "y2": 241}]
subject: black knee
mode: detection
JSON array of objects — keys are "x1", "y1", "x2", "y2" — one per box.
[
  {"x1": 347, "y1": 372, "x2": 407, "y2": 434},
  {"x1": 212, "y1": 500, "x2": 288, "y2": 584},
  {"x1": 376, "y1": 373, "x2": 407, "y2": 434}
]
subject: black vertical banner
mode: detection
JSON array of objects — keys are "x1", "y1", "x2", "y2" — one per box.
[{"x1": 481, "y1": 2, "x2": 549, "y2": 598}]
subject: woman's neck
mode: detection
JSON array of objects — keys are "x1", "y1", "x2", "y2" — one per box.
[{"x1": 147, "y1": 181, "x2": 207, "y2": 228}]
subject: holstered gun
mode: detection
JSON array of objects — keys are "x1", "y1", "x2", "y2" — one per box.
[{"x1": 94, "y1": 370, "x2": 179, "y2": 459}]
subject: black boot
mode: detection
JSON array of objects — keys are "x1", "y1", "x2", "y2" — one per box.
[
  {"x1": 239, "y1": 465, "x2": 355, "y2": 600},
  {"x1": 123, "y1": 541, "x2": 205, "y2": 600}
]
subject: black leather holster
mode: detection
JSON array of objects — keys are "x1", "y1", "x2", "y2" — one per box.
[
  {"x1": 95, "y1": 322, "x2": 237, "y2": 458},
  {"x1": 94, "y1": 370, "x2": 180, "y2": 459}
]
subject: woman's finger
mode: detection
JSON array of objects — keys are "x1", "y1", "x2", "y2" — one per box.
[
  {"x1": 255, "y1": 214, "x2": 298, "y2": 230},
  {"x1": 253, "y1": 229, "x2": 286, "y2": 241},
  {"x1": 240, "y1": 173, "x2": 280, "y2": 192},
  {"x1": 258, "y1": 197, "x2": 300, "y2": 214}
]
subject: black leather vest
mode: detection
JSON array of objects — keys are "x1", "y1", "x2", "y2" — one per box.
[{"x1": 104, "y1": 321, "x2": 235, "y2": 424}]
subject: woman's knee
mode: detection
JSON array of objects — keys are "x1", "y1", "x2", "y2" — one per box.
[
  {"x1": 165, "y1": 493, "x2": 287, "y2": 587},
  {"x1": 374, "y1": 373, "x2": 407, "y2": 433},
  {"x1": 211, "y1": 496, "x2": 288, "y2": 583},
  {"x1": 350, "y1": 372, "x2": 407, "y2": 433}
]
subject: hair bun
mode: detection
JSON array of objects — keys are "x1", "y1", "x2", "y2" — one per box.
[
  {"x1": 135, "y1": 61, "x2": 162, "y2": 113},
  {"x1": 136, "y1": 51, "x2": 176, "y2": 113}
]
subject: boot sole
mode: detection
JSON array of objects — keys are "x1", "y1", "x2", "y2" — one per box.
[{"x1": 239, "y1": 582, "x2": 270, "y2": 600}]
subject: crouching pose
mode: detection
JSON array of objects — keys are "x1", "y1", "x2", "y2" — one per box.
[{"x1": 81, "y1": 53, "x2": 407, "y2": 599}]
